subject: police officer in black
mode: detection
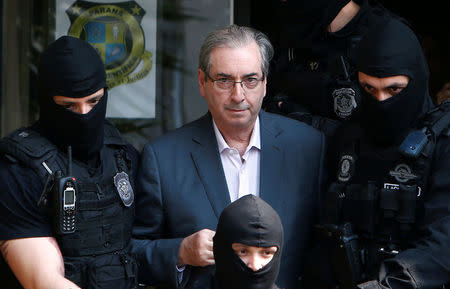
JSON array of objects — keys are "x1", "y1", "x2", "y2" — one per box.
[
  {"x1": 264, "y1": 0, "x2": 397, "y2": 136},
  {"x1": 301, "y1": 17, "x2": 450, "y2": 289},
  {"x1": 0, "y1": 36, "x2": 139, "y2": 289}
]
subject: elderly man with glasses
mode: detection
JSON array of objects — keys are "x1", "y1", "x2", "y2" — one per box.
[{"x1": 131, "y1": 24, "x2": 327, "y2": 289}]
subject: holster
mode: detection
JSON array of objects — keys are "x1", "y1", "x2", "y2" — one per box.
[{"x1": 316, "y1": 222, "x2": 364, "y2": 289}]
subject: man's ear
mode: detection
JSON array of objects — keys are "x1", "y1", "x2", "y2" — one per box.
[
  {"x1": 198, "y1": 69, "x2": 206, "y2": 98},
  {"x1": 262, "y1": 76, "x2": 267, "y2": 98}
]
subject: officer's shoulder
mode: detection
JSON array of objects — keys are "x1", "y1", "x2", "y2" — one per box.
[
  {"x1": 0, "y1": 154, "x2": 37, "y2": 178},
  {"x1": 0, "y1": 127, "x2": 40, "y2": 180},
  {"x1": 422, "y1": 101, "x2": 450, "y2": 150},
  {"x1": 434, "y1": 126, "x2": 450, "y2": 155},
  {"x1": 0, "y1": 124, "x2": 55, "y2": 165},
  {"x1": 0, "y1": 125, "x2": 41, "y2": 143}
]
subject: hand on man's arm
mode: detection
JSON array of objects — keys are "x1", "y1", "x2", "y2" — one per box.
[{"x1": 0, "y1": 237, "x2": 80, "y2": 289}]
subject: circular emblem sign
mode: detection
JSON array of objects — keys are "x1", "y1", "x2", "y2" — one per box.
[{"x1": 67, "y1": 1, "x2": 152, "y2": 89}]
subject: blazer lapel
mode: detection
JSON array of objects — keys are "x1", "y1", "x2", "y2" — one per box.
[
  {"x1": 259, "y1": 111, "x2": 285, "y2": 209},
  {"x1": 190, "y1": 114, "x2": 230, "y2": 218}
]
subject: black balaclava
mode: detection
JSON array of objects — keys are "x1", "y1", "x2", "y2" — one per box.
[
  {"x1": 213, "y1": 195, "x2": 283, "y2": 289},
  {"x1": 38, "y1": 35, "x2": 107, "y2": 164},
  {"x1": 356, "y1": 18, "x2": 434, "y2": 146}
]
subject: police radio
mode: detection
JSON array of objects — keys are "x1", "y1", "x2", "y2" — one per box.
[
  {"x1": 52, "y1": 146, "x2": 77, "y2": 235},
  {"x1": 399, "y1": 128, "x2": 429, "y2": 159}
]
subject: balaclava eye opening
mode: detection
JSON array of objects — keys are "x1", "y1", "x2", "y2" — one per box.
[
  {"x1": 213, "y1": 195, "x2": 284, "y2": 289},
  {"x1": 37, "y1": 35, "x2": 107, "y2": 164},
  {"x1": 355, "y1": 18, "x2": 433, "y2": 146}
]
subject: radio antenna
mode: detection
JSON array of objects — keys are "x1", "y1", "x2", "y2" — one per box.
[
  {"x1": 340, "y1": 55, "x2": 349, "y2": 80},
  {"x1": 67, "y1": 146, "x2": 72, "y2": 176}
]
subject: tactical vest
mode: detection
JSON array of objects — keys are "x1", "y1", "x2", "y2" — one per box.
[
  {"x1": 321, "y1": 101, "x2": 450, "y2": 288},
  {"x1": 0, "y1": 121, "x2": 137, "y2": 289}
]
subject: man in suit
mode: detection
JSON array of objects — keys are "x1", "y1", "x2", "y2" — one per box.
[{"x1": 131, "y1": 24, "x2": 326, "y2": 289}]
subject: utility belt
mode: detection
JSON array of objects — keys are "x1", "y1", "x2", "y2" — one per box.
[{"x1": 64, "y1": 249, "x2": 138, "y2": 289}]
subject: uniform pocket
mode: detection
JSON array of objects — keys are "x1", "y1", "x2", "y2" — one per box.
[
  {"x1": 65, "y1": 258, "x2": 88, "y2": 288},
  {"x1": 88, "y1": 253, "x2": 137, "y2": 289}
]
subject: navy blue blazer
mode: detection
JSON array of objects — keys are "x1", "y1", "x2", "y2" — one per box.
[{"x1": 131, "y1": 111, "x2": 326, "y2": 289}]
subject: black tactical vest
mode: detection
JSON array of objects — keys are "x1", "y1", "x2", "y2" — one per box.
[
  {"x1": 320, "y1": 101, "x2": 450, "y2": 287},
  {"x1": 0, "y1": 121, "x2": 137, "y2": 289}
]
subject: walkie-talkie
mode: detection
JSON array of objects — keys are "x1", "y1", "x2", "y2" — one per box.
[{"x1": 53, "y1": 146, "x2": 77, "y2": 234}]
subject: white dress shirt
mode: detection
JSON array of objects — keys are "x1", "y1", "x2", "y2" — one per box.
[
  {"x1": 213, "y1": 117, "x2": 261, "y2": 202},
  {"x1": 176, "y1": 117, "x2": 261, "y2": 282}
]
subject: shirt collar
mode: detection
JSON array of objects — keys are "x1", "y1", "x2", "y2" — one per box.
[{"x1": 213, "y1": 116, "x2": 261, "y2": 153}]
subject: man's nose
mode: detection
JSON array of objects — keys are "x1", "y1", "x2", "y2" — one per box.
[
  {"x1": 246, "y1": 255, "x2": 263, "y2": 272},
  {"x1": 75, "y1": 103, "x2": 91, "y2": 114},
  {"x1": 373, "y1": 91, "x2": 392, "y2": 102},
  {"x1": 230, "y1": 82, "x2": 245, "y2": 103}
]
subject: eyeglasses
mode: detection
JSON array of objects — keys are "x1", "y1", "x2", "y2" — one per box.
[{"x1": 205, "y1": 72, "x2": 265, "y2": 92}]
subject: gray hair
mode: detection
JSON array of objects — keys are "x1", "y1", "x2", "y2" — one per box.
[{"x1": 199, "y1": 24, "x2": 274, "y2": 78}]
